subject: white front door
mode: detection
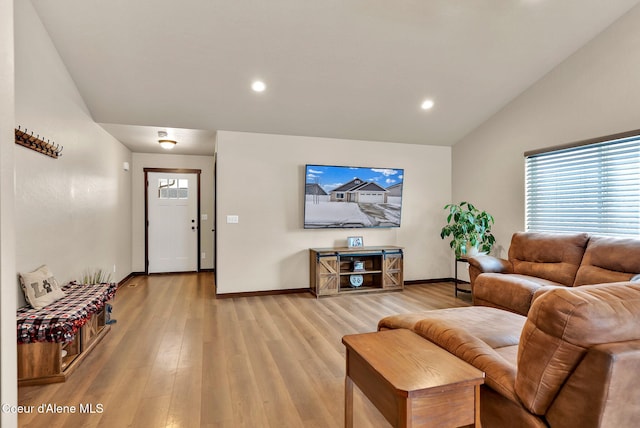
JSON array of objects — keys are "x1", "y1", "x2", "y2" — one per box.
[{"x1": 147, "y1": 172, "x2": 198, "y2": 273}]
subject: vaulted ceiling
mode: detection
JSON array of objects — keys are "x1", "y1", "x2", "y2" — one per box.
[{"x1": 31, "y1": 0, "x2": 640, "y2": 155}]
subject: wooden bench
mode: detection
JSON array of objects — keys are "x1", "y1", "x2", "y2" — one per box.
[{"x1": 16, "y1": 282, "x2": 117, "y2": 386}]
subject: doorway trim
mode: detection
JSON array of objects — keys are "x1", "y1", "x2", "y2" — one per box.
[
  {"x1": 144, "y1": 167, "x2": 202, "y2": 274},
  {"x1": 213, "y1": 156, "x2": 218, "y2": 292}
]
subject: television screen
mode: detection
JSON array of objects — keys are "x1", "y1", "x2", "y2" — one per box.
[{"x1": 304, "y1": 164, "x2": 404, "y2": 228}]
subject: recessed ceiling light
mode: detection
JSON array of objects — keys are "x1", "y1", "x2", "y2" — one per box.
[
  {"x1": 251, "y1": 80, "x2": 266, "y2": 92},
  {"x1": 421, "y1": 99, "x2": 435, "y2": 110}
]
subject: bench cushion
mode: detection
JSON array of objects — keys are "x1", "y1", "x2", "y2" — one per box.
[{"x1": 17, "y1": 282, "x2": 116, "y2": 344}]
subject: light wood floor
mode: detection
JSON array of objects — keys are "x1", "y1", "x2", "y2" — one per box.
[{"x1": 18, "y1": 273, "x2": 471, "y2": 428}]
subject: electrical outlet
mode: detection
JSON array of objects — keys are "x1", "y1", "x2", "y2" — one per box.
[{"x1": 201, "y1": 252, "x2": 206, "y2": 259}]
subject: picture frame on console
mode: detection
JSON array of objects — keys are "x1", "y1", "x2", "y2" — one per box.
[{"x1": 347, "y1": 236, "x2": 364, "y2": 248}]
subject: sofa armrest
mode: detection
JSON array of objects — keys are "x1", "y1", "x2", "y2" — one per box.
[
  {"x1": 468, "y1": 255, "x2": 512, "y2": 274},
  {"x1": 546, "y1": 339, "x2": 640, "y2": 427},
  {"x1": 530, "y1": 285, "x2": 564, "y2": 306},
  {"x1": 532, "y1": 281, "x2": 639, "y2": 306},
  {"x1": 473, "y1": 274, "x2": 548, "y2": 316},
  {"x1": 468, "y1": 255, "x2": 513, "y2": 289}
]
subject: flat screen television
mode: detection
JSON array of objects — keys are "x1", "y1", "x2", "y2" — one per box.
[{"x1": 304, "y1": 164, "x2": 404, "y2": 228}]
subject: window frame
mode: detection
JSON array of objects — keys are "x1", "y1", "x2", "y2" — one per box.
[{"x1": 525, "y1": 129, "x2": 640, "y2": 238}]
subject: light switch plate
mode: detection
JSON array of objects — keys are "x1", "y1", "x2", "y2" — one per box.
[{"x1": 227, "y1": 215, "x2": 239, "y2": 224}]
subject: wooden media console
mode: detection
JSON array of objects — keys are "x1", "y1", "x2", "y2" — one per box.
[{"x1": 309, "y1": 246, "x2": 403, "y2": 296}]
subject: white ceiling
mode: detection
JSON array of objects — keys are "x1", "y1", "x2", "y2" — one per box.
[
  {"x1": 98, "y1": 124, "x2": 216, "y2": 156},
  {"x1": 31, "y1": 0, "x2": 640, "y2": 155}
]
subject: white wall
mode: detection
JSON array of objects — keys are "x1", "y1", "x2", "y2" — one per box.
[
  {"x1": 452, "y1": 4, "x2": 640, "y2": 259},
  {"x1": 0, "y1": 0, "x2": 17, "y2": 423},
  {"x1": 14, "y1": 0, "x2": 132, "y2": 306},
  {"x1": 216, "y1": 131, "x2": 452, "y2": 294},
  {"x1": 131, "y1": 153, "x2": 215, "y2": 272}
]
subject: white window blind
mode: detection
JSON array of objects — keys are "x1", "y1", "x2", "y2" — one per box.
[{"x1": 525, "y1": 135, "x2": 640, "y2": 237}]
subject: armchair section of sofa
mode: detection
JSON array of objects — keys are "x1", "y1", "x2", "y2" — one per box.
[
  {"x1": 469, "y1": 232, "x2": 640, "y2": 316},
  {"x1": 469, "y1": 232, "x2": 589, "y2": 287},
  {"x1": 516, "y1": 282, "x2": 640, "y2": 427},
  {"x1": 378, "y1": 282, "x2": 640, "y2": 428}
]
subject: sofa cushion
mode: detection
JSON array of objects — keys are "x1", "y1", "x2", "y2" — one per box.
[
  {"x1": 409, "y1": 306, "x2": 526, "y2": 403},
  {"x1": 515, "y1": 282, "x2": 640, "y2": 415},
  {"x1": 574, "y1": 235, "x2": 640, "y2": 286},
  {"x1": 508, "y1": 232, "x2": 589, "y2": 286},
  {"x1": 473, "y1": 273, "x2": 561, "y2": 316},
  {"x1": 377, "y1": 312, "x2": 433, "y2": 331}
]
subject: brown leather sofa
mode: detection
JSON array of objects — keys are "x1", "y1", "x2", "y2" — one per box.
[
  {"x1": 378, "y1": 282, "x2": 640, "y2": 427},
  {"x1": 468, "y1": 232, "x2": 640, "y2": 315}
]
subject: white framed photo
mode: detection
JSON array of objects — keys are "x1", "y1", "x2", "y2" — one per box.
[{"x1": 347, "y1": 236, "x2": 364, "y2": 248}]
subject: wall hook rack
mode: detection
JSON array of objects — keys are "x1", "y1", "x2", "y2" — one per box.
[{"x1": 15, "y1": 126, "x2": 63, "y2": 159}]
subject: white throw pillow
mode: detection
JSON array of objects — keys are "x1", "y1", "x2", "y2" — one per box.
[{"x1": 19, "y1": 265, "x2": 66, "y2": 309}]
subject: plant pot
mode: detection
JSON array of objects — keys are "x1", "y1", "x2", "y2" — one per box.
[{"x1": 465, "y1": 243, "x2": 481, "y2": 257}]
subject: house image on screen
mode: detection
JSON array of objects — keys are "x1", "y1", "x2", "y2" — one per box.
[
  {"x1": 305, "y1": 183, "x2": 328, "y2": 196},
  {"x1": 386, "y1": 182, "x2": 403, "y2": 196},
  {"x1": 305, "y1": 183, "x2": 329, "y2": 204},
  {"x1": 330, "y1": 178, "x2": 389, "y2": 203}
]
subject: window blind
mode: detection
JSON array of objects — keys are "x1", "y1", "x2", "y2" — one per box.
[{"x1": 525, "y1": 135, "x2": 640, "y2": 237}]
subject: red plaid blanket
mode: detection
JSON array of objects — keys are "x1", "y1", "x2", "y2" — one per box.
[{"x1": 16, "y1": 282, "x2": 117, "y2": 344}]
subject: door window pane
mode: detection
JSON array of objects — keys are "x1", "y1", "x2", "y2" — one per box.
[
  {"x1": 178, "y1": 179, "x2": 189, "y2": 199},
  {"x1": 158, "y1": 179, "x2": 178, "y2": 199}
]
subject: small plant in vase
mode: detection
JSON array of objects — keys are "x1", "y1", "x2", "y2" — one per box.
[
  {"x1": 81, "y1": 268, "x2": 112, "y2": 285},
  {"x1": 440, "y1": 201, "x2": 495, "y2": 258}
]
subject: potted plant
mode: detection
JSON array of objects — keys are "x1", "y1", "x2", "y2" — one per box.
[
  {"x1": 81, "y1": 268, "x2": 112, "y2": 285},
  {"x1": 440, "y1": 201, "x2": 495, "y2": 258}
]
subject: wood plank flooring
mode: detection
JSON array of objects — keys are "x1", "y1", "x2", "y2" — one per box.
[{"x1": 17, "y1": 273, "x2": 471, "y2": 428}]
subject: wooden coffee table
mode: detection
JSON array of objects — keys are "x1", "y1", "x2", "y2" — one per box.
[{"x1": 342, "y1": 329, "x2": 484, "y2": 427}]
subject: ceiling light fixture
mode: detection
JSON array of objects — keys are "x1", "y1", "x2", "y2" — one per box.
[
  {"x1": 421, "y1": 99, "x2": 435, "y2": 110},
  {"x1": 251, "y1": 80, "x2": 266, "y2": 92},
  {"x1": 157, "y1": 130, "x2": 176, "y2": 149},
  {"x1": 159, "y1": 139, "x2": 177, "y2": 149}
]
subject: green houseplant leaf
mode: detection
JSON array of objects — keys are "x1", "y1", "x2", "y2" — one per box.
[{"x1": 440, "y1": 201, "x2": 495, "y2": 257}]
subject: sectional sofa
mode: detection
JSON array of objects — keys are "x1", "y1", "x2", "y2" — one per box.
[
  {"x1": 378, "y1": 232, "x2": 640, "y2": 427},
  {"x1": 469, "y1": 232, "x2": 640, "y2": 315}
]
